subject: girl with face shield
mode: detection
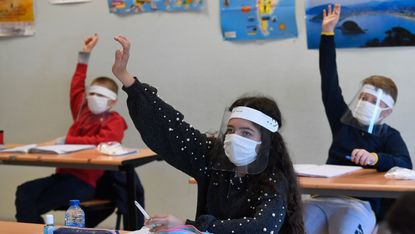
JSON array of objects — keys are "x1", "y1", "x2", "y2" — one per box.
[{"x1": 112, "y1": 35, "x2": 304, "y2": 234}]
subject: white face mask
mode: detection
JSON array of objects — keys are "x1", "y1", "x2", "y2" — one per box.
[
  {"x1": 223, "y1": 134, "x2": 261, "y2": 167},
  {"x1": 352, "y1": 101, "x2": 388, "y2": 125},
  {"x1": 86, "y1": 95, "x2": 111, "y2": 115}
]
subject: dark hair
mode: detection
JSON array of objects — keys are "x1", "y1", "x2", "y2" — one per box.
[
  {"x1": 229, "y1": 95, "x2": 305, "y2": 234},
  {"x1": 91, "y1": 76, "x2": 119, "y2": 94},
  {"x1": 386, "y1": 192, "x2": 415, "y2": 234}
]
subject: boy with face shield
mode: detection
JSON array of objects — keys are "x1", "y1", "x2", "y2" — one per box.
[
  {"x1": 303, "y1": 4, "x2": 412, "y2": 234},
  {"x1": 15, "y1": 34, "x2": 131, "y2": 226},
  {"x1": 112, "y1": 35, "x2": 304, "y2": 233}
]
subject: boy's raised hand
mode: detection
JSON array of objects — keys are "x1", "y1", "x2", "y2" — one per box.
[
  {"x1": 82, "y1": 33, "x2": 99, "y2": 53},
  {"x1": 113, "y1": 35, "x2": 135, "y2": 87},
  {"x1": 322, "y1": 3, "x2": 341, "y2": 33}
]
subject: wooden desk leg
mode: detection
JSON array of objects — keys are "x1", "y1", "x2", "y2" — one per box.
[{"x1": 125, "y1": 165, "x2": 137, "y2": 231}]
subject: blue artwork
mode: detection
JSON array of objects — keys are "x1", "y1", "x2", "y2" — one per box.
[
  {"x1": 221, "y1": 0, "x2": 298, "y2": 41},
  {"x1": 108, "y1": 0, "x2": 204, "y2": 14},
  {"x1": 306, "y1": 0, "x2": 415, "y2": 49}
]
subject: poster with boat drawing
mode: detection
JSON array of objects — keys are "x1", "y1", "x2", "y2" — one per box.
[
  {"x1": 221, "y1": 0, "x2": 297, "y2": 41},
  {"x1": 108, "y1": 0, "x2": 204, "y2": 14},
  {"x1": 306, "y1": 0, "x2": 415, "y2": 49}
]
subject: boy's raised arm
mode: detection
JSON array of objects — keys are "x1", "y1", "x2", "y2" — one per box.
[{"x1": 322, "y1": 4, "x2": 341, "y2": 33}]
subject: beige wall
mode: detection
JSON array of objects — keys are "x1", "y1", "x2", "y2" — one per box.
[{"x1": 1, "y1": 0, "x2": 415, "y2": 228}]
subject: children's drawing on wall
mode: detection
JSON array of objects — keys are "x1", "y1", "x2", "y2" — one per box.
[
  {"x1": 108, "y1": 0, "x2": 204, "y2": 14},
  {"x1": 221, "y1": 0, "x2": 297, "y2": 41},
  {"x1": 0, "y1": 0, "x2": 35, "y2": 37},
  {"x1": 49, "y1": 0, "x2": 92, "y2": 4},
  {"x1": 306, "y1": 0, "x2": 415, "y2": 49}
]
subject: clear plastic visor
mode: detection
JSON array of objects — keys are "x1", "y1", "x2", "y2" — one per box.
[{"x1": 341, "y1": 84, "x2": 394, "y2": 136}]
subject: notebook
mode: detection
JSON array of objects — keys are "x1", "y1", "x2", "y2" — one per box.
[
  {"x1": 0, "y1": 144, "x2": 95, "y2": 154},
  {"x1": 294, "y1": 164, "x2": 362, "y2": 178}
]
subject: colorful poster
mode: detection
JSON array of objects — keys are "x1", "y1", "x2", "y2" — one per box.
[
  {"x1": 49, "y1": 0, "x2": 92, "y2": 4},
  {"x1": 306, "y1": 0, "x2": 415, "y2": 49},
  {"x1": 0, "y1": 0, "x2": 35, "y2": 37},
  {"x1": 108, "y1": 0, "x2": 204, "y2": 14},
  {"x1": 220, "y1": 0, "x2": 297, "y2": 41}
]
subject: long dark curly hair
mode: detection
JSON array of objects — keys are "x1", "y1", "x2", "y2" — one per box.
[{"x1": 229, "y1": 95, "x2": 304, "y2": 234}]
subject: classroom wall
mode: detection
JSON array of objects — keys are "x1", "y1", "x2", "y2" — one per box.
[{"x1": 1, "y1": 0, "x2": 415, "y2": 228}]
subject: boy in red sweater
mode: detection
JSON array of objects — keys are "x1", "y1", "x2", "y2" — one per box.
[{"x1": 15, "y1": 34, "x2": 128, "y2": 224}]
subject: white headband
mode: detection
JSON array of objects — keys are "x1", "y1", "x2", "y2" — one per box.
[
  {"x1": 229, "y1": 106, "x2": 279, "y2": 133},
  {"x1": 89, "y1": 85, "x2": 117, "y2": 100},
  {"x1": 361, "y1": 84, "x2": 395, "y2": 108}
]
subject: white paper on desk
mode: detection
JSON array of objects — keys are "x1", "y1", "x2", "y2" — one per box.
[
  {"x1": 0, "y1": 144, "x2": 37, "y2": 153},
  {"x1": 294, "y1": 164, "x2": 362, "y2": 178},
  {"x1": 127, "y1": 226, "x2": 151, "y2": 234},
  {"x1": 28, "y1": 144, "x2": 95, "y2": 154}
]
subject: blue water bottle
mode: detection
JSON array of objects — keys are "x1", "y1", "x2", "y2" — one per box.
[{"x1": 64, "y1": 200, "x2": 85, "y2": 227}]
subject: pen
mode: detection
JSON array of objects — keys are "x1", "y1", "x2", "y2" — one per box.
[{"x1": 134, "y1": 200, "x2": 151, "y2": 220}]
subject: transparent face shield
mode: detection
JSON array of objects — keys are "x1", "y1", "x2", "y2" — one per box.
[
  {"x1": 210, "y1": 106, "x2": 279, "y2": 175},
  {"x1": 341, "y1": 84, "x2": 394, "y2": 136}
]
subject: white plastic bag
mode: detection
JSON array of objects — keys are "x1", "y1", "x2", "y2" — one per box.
[
  {"x1": 384, "y1": 166, "x2": 415, "y2": 180},
  {"x1": 97, "y1": 141, "x2": 137, "y2": 156}
]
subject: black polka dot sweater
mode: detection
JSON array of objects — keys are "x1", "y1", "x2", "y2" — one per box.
[{"x1": 123, "y1": 79, "x2": 288, "y2": 233}]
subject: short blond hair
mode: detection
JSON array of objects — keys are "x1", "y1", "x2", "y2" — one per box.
[
  {"x1": 91, "y1": 77, "x2": 118, "y2": 94},
  {"x1": 362, "y1": 75, "x2": 398, "y2": 103}
]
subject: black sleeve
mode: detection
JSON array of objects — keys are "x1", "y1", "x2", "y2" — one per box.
[
  {"x1": 320, "y1": 35, "x2": 349, "y2": 135},
  {"x1": 122, "y1": 78, "x2": 212, "y2": 180},
  {"x1": 377, "y1": 130, "x2": 412, "y2": 171},
  {"x1": 187, "y1": 176, "x2": 287, "y2": 233}
]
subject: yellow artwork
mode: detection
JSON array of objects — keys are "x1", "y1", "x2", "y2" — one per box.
[
  {"x1": 0, "y1": 0, "x2": 34, "y2": 22},
  {"x1": 0, "y1": 0, "x2": 35, "y2": 36}
]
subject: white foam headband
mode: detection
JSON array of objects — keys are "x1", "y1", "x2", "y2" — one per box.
[
  {"x1": 89, "y1": 85, "x2": 117, "y2": 100},
  {"x1": 361, "y1": 84, "x2": 394, "y2": 108},
  {"x1": 229, "y1": 106, "x2": 279, "y2": 133}
]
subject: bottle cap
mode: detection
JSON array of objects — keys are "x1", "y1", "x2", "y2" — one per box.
[
  {"x1": 69, "y1": 199, "x2": 80, "y2": 206},
  {"x1": 46, "y1": 214, "x2": 54, "y2": 225}
]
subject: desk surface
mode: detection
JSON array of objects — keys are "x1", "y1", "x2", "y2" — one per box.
[
  {"x1": 299, "y1": 169, "x2": 415, "y2": 198},
  {"x1": 189, "y1": 169, "x2": 415, "y2": 198},
  {"x1": 0, "y1": 148, "x2": 157, "y2": 170},
  {"x1": 0, "y1": 221, "x2": 128, "y2": 234}
]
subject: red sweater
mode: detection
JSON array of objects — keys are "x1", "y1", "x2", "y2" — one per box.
[{"x1": 56, "y1": 63, "x2": 127, "y2": 188}]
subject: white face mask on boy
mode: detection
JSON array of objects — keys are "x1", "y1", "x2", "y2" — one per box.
[
  {"x1": 352, "y1": 101, "x2": 389, "y2": 125},
  {"x1": 223, "y1": 134, "x2": 261, "y2": 167},
  {"x1": 86, "y1": 85, "x2": 118, "y2": 115},
  {"x1": 87, "y1": 95, "x2": 111, "y2": 115}
]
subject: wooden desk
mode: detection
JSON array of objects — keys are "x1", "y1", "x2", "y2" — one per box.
[
  {"x1": 0, "y1": 148, "x2": 159, "y2": 231},
  {"x1": 189, "y1": 169, "x2": 415, "y2": 198},
  {"x1": 0, "y1": 220, "x2": 128, "y2": 234},
  {"x1": 299, "y1": 169, "x2": 415, "y2": 198}
]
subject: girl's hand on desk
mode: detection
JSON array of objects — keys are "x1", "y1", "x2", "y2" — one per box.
[
  {"x1": 113, "y1": 35, "x2": 135, "y2": 87},
  {"x1": 144, "y1": 214, "x2": 185, "y2": 232}
]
